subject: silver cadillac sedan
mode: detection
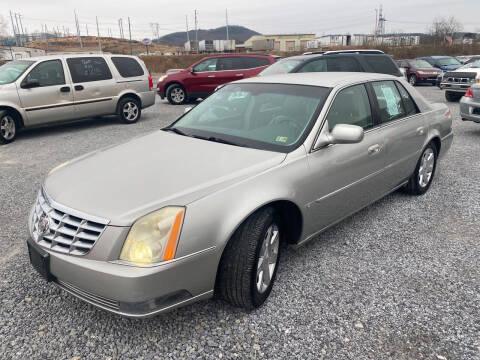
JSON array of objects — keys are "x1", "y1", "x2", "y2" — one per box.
[{"x1": 27, "y1": 72, "x2": 453, "y2": 317}]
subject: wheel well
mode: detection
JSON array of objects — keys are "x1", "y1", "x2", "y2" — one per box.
[
  {"x1": 165, "y1": 81, "x2": 185, "y2": 94},
  {"x1": 430, "y1": 136, "x2": 441, "y2": 155},
  {"x1": 117, "y1": 93, "x2": 142, "y2": 112},
  {"x1": 0, "y1": 106, "x2": 24, "y2": 129}
]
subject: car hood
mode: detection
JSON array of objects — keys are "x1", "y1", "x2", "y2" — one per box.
[
  {"x1": 440, "y1": 64, "x2": 462, "y2": 71},
  {"x1": 44, "y1": 131, "x2": 286, "y2": 226},
  {"x1": 452, "y1": 67, "x2": 480, "y2": 74}
]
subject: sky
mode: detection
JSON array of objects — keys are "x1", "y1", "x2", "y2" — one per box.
[{"x1": 1, "y1": 0, "x2": 479, "y2": 40}]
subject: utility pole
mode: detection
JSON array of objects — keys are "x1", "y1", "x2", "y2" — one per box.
[
  {"x1": 18, "y1": 14, "x2": 26, "y2": 44},
  {"x1": 9, "y1": 11, "x2": 18, "y2": 46},
  {"x1": 96, "y1": 16, "x2": 102, "y2": 52},
  {"x1": 194, "y1": 9, "x2": 198, "y2": 54},
  {"x1": 226, "y1": 9, "x2": 229, "y2": 41},
  {"x1": 86, "y1": 24, "x2": 89, "y2": 36},
  {"x1": 128, "y1": 17, "x2": 133, "y2": 55},
  {"x1": 185, "y1": 15, "x2": 190, "y2": 43},
  {"x1": 118, "y1": 19, "x2": 124, "y2": 39},
  {"x1": 43, "y1": 24, "x2": 49, "y2": 53},
  {"x1": 14, "y1": 13, "x2": 22, "y2": 46},
  {"x1": 74, "y1": 10, "x2": 83, "y2": 48}
]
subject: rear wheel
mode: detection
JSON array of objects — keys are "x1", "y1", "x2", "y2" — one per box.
[
  {"x1": 216, "y1": 207, "x2": 281, "y2": 309},
  {"x1": 408, "y1": 74, "x2": 417, "y2": 86},
  {"x1": 118, "y1": 97, "x2": 141, "y2": 124},
  {"x1": 166, "y1": 84, "x2": 187, "y2": 105},
  {"x1": 0, "y1": 110, "x2": 18, "y2": 144},
  {"x1": 403, "y1": 142, "x2": 438, "y2": 195},
  {"x1": 445, "y1": 91, "x2": 462, "y2": 102}
]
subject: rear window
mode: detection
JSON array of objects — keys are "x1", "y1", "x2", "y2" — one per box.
[
  {"x1": 111, "y1": 57, "x2": 144, "y2": 77},
  {"x1": 67, "y1": 57, "x2": 112, "y2": 83},
  {"x1": 364, "y1": 55, "x2": 401, "y2": 76},
  {"x1": 243, "y1": 57, "x2": 271, "y2": 68},
  {"x1": 217, "y1": 57, "x2": 245, "y2": 71}
]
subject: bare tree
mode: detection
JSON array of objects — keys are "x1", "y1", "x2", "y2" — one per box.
[
  {"x1": 429, "y1": 16, "x2": 463, "y2": 41},
  {"x1": 0, "y1": 14, "x2": 9, "y2": 39}
]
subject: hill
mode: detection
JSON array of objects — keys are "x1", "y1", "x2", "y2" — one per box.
[{"x1": 155, "y1": 25, "x2": 260, "y2": 46}]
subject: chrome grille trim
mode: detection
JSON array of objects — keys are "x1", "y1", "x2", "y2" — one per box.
[
  {"x1": 31, "y1": 189, "x2": 109, "y2": 255},
  {"x1": 56, "y1": 279, "x2": 120, "y2": 311}
]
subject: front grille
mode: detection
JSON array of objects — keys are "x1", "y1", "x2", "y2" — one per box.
[
  {"x1": 56, "y1": 279, "x2": 120, "y2": 311},
  {"x1": 444, "y1": 71, "x2": 477, "y2": 84},
  {"x1": 32, "y1": 190, "x2": 108, "y2": 255}
]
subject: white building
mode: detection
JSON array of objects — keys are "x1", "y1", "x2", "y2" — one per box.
[{"x1": 0, "y1": 46, "x2": 46, "y2": 60}]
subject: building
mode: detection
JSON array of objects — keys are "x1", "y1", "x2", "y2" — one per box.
[
  {"x1": 186, "y1": 39, "x2": 235, "y2": 53},
  {"x1": 316, "y1": 34, "x2": 352, "y2": 47},
  {"x1": 0, "y1": 46, "x2": 46, "y2": 60},
  {"x1": 244, "y1": 34, "x2": 315, "y2": 52}
]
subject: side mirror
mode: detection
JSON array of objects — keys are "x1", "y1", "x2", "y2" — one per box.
[
  {"x1": 21, "y1": 78, "x2": 40, "y2": 89},
  {"x1": 314, "y1": 124, "x2": 364, "y2": 149}
]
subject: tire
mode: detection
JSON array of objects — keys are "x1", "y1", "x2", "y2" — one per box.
[
  {"x1": 166, "y1": 84, "x2": 187, "y2": 105},
  {"x1": 403, "y1": 142, "x2": 438, "y2": 195},
  {"x1": 0, "y1": 110, "x2": 18, "y2": 144},
  {"x1": 118, "y1": 97, "x2": 141, "y2": 124},
  {"x1": 216, "y1": 207, "x2": 281, "y2": 310},
  {"x1": 445, "y1": 91, "x2": 462, "y2": 102},
  {"x1": 408, "y1": 74, "x2": 417, "y2": 86}
]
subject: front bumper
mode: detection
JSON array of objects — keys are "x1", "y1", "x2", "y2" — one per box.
[
  {"x1": 417, "y1": 74, "x2": 440, "y2": 83},
  {"x1": 441, "y1": 82, "x2": 472, "y2": 93},
  {"x1": 460, "y1": 97, "x2": 480, "y2": 123},
  {"x1": 27, "y1": 237, "x2": 217, "y2": 317}
]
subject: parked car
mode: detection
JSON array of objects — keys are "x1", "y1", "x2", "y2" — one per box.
[
  {"x1": 396, "y1": 59, "x2": 442, "y2": 86},
  {"x1": 27, "y1": 72, "x2": 452, "y2": 317},
  {"x1": 157, "y1": 54, "x2": 276, "y2": 105},
  {"x1": 259, "y1": 50, "x2": 403, "y2": 77},
  {"x1": 416, "y1": 56, "x2": 463, "y2": 88},
  {"x1": 460, "y1": 84, "x2": 480, "y2": 123},
  {"x1": 0, "y1": 54, "x2": 155, "y2": 144},
  {"x1": 441, "y1": 59, "x2": 480, "y2": 102}
]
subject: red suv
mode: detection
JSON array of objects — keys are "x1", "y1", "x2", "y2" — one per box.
[
  {"x1": 157, "y1": 54, "x2": 276, "y2": 104},
  {"x1": 396, "y1": 59, "x2": 442, "y2": 86}
]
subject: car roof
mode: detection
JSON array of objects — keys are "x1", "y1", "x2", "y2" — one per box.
[
  {"x1": 15, "y1": 53, "x2": 135, "y2": 62},
  {"x1": 237, "y1": 72, "x2": 399, "y2": 88}
]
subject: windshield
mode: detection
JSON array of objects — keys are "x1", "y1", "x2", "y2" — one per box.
[
  {"x1": 438, "y1": 58, "x2": 461, "y2": 66},
  {"x1": 409, "y1": 60, "x2": 433, "y2": 68},
  {"x1": 258, "y1": 59, "x2": 304, "y2": 76},
  {"x1": 169, "y1": 83, "x2": 330, "y2": 153},
  {"x1": 0, "y1": 60, "x2": 34, "y2": 85},
  {"x1": 461, "y1": 60, "x2": 480, "y2": 69}
]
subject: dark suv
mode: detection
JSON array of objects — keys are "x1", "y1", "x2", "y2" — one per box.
[
  {"x1": 259, "y1": 50, "x2": 403, "y2": 77},
  {"x1": 157, "y1": 54, "x2": 276, "y2": 104}
]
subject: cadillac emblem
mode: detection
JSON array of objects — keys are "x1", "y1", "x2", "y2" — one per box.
[{"x1": 37, "y1": 213, "x2": 50, "y2": 237}]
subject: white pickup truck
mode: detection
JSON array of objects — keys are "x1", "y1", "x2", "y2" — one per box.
[{"x1": 441, "y1": 60, "x2": 480, "y2": 102}]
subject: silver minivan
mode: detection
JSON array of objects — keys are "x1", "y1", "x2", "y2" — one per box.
[{"x1": 0, "y1": 54, "x2": 155, "y2": 144}]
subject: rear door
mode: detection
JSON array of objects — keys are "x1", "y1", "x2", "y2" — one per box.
[
  {"x1": 242, "y1": 57, "x2": 273, "y2": 77},
  {"x1": 66, "y1": 57, "x2": 118, "y2": 117},
  {"x1": 17, "y1": 59, "x2": 75, "y2": 126},
  {"x1": 215, "y1": 57, "x2": 246, "y2": 84}
]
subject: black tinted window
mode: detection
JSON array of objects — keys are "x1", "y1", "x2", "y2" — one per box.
[
  {"x1": 372, "y1": 81, "x2": 406, "y2": 123},
  {"x1": 243, "y1": 57, "x2": 270, "y2": 68},
  {"x1": 67, "y1": 57, "x2": 112, "y2": 83},
  {"x1": 26, "y1": 60, "x2": 65, "y2": 87},
  {"x1": 364, "y1": 55, "x2": 401, "y2": 75},
  {"x1": 327, "y1": 84, "x2": 373, "y2": 131},
  {"x1": 327, "y1": 57, "x2": 362, "y2": 72},
  {"x1": 193, "y1": 58, "x2": 217, "y2": 72},
  {"x1": 111, "y1": 57, "x2": 144, "y2": 77},
  {"x1": 298, "y1": 58, "x2": 327, "y2": 72},
  {"x1": 217, "y1": 57, "x2": 244, "y2": 71},
  {"x1": 395, "y1": 82, "x2": 419, "y2": 116}
]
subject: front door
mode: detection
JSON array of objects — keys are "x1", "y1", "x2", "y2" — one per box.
[
  {"x1": 304, "y1": 84, "x2": 390, "y2": 235},
  {"x1": 186, "y1": 58, "x2": 220, "y2": 97},
  {"x1": 66, "y1": 57, "x2": 118, "y2": 118},
  {"x1": 17, "y1": 59, "x2": 74, "y2": 126}
]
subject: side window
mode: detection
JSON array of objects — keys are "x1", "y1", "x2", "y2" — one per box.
[
  {"x1": 297, "y1": 59, "x2": 327, "y2": 73},
  {"x1": 111, "y1": 57, "x2": 144, "y2": 77},
  {"x1": 25, "y1": 60, "x2": 65, "y2": 87},
  {"x1": 67, "y1": 57, "x2": 112, "y2": 83},
  {"x1": 364, "y1": 55, "x2": 401, "y2": 75},
  {"x1": 327, "y1": 57, "x2": 362, "y2": 72},
  {"x1": 371, "y1": 81, "x2": 406, "y2": 123},
  {"x1": 193, "y1": 58, "x2": 217, "y2": 72},
  {"x1": 395, "y1": 82, "x2": 419, "y2": 116},
  {"x1": 326, "y1": 84, "x2": 374, "y2": 131},
  {"x1": 217, "y1": 57, "x2": 245, "y2": 71},
  {"x1": 243, "y1": 57, "x2": 271, "y2": 68}
]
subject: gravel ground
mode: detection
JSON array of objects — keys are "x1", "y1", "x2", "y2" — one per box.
[{"x1": 0, "y1": 87, "x2": 479, "y2": 360}]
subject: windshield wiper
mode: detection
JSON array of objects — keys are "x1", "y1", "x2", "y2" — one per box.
[
  {"x1": 163, "y1": 127, "x2": 188, "y2": 136},
  {"x1": 192, "y1": 135, "x2": 246, "y2": 147}
]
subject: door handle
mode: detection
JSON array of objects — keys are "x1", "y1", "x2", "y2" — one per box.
[
  {"x1": 368, "y1": 144, "x2": 381, "y2": 155},
  {"x1": 207, "y1": 75, "x2": 215, "y2": 78},
  {"x1": 416, "y1": 126, "x2": 425, "y2": 135},
  {"x1": 74, "y1": 85, "x2": 84, "y2": 91},
  {"x1": 60, "y1": 86, "x2": 70, "y2": 93},
  {"x1": 235, "y1": 74, "x2": 244, "y2": 77}
]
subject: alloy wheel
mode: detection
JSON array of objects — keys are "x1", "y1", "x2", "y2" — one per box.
[
  {"x1": 122, "y1": 102, "x2": 139, "y2": 121},
  {"x1": 0, "y1": 115, "x2": 16, "y2": 140},
  {"x1": 171, "y1": 88, "x2": 185, "y2": 103},
  {"x1": 256, "y1": 223, "x2": 280, "y2": 294},
  {"x1": 418, "y1": 148, "x2": 435, "y2": 188}
]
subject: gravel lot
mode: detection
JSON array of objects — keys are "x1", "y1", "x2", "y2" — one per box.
[{"x1": 0, "y1": 86, "x2": 479, "y2": 360}]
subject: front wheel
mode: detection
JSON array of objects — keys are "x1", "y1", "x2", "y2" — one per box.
[
  {"x1": 216, "y1": 207, "x2": 281, "y2": 309},
  {"x1": 0, "y1": 111, "x2": 18, "y2": 144},
  {"x1": 403, "y1": 143, "x2": 438, "y2": 195},
  {"x1": 166, "y1": 84, "x2": 187, "y2": 105},
  {"x1": 408, "y1": 74, "x2": 417, "y2": 86},
  {"x1": 118, "y1": 97, "x2": 141, "y2": 124}
]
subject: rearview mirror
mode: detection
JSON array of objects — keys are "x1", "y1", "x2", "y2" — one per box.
[
  {"x1": 314, "y1": 124, "x2": 364, "y2": 149},
  {"x1": 21, "y1": 78, "x2": 40, "y2": 89}
]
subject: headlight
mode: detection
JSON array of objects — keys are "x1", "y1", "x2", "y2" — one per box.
[
  {"x1": 119, "y1": 207, "x2": 185, "y2": 266},
  {"x1": 158, "y1": 75, "x2": 167, "y2": 83},
  {"x1": 417, "y1": 71, "x2": 425, "y2": 75}
]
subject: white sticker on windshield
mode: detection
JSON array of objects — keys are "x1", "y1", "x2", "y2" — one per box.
[
  {"x1": 228, "y1": 90, "x2": 249, "y2": 100},
  {"x1": 381, "y1": 86, "x2": 400, "y2": 116}
]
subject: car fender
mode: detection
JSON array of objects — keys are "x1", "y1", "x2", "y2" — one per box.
[{"x1": 0, "y1": 100, "x2": 27, "y2": 127}]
